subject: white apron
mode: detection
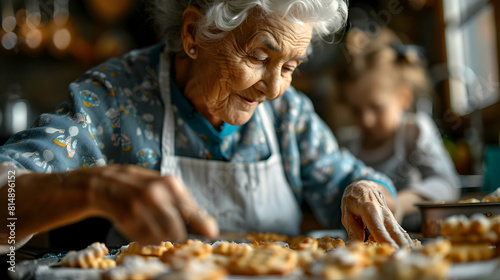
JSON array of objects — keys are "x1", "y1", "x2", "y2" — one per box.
[{"x1": 158, "y1": 52, "x2": 302, "y2": 235}]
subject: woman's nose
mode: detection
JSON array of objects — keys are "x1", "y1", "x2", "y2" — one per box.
[{"x1": 255, "y1": 67, "x2": 281, "y2": 100}]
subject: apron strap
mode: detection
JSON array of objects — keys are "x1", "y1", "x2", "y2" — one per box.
[
  {"x1": 159, "y1": 51, "x2": 176, "y2": 175},
  {"x1": 258, "y1": 103, "x2": 280, "y2": 157}
]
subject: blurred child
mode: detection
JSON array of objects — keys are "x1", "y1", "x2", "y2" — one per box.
[{"x1": 335, "y1": 27, "x2": 460, "y2": 231}]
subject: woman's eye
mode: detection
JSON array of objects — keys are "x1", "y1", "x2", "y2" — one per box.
[
  {"x1": 283, "y1": 61, "x2": 299, "y2": 73},
  {"x1": 251, "y1": 56, "x2": 266, "y2": 62}
]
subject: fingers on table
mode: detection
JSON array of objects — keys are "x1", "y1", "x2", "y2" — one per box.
[
  {"x1": 377, "y1": 205, "x2": 413, "y2": 248},
  {"x1": 147, "y1": 188, "x2": 188, "y2": 242},
  {"x1": 363, "y1": 206, "x2": 412, "y2": 248},
  {"x1": 388, "y1": 220, "x2": 413, "y2": 248},
  {"x1": 343, "y1": 214, "x2": 366, "y2": 244},
  {"x1": 116, "y1": 167, "x2": 219, "y2": 240},
  {"x1": 112, "y1": 184, "x2": 187, "y2": 244},
  {"x1": 100, "y1": 167, "x2": 216, "y2": 243},
  {"x1": 126, "y1": 204, "x2": 185, "y2": 245},
  {"x1": 162, "y1": 176, "x2": 219, "y2": 239}
]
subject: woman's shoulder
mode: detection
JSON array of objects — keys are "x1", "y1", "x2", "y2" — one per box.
[
  {"x1": 105, "y1": 43, "x2": 164, "y2": 72},
  {"x1": 66, "y1": 44, "x2": 165, "y2": 114},
  {"x1": 72, "y1": 44, "x2": 164, "y2": 89}
]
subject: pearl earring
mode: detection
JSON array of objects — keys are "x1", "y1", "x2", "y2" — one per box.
[{"x1": 189, "y1": 48, "x2": 195, "y2": 54}]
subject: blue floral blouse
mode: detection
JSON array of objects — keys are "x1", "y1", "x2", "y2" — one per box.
[{"x1": 0, "y1": 44, "x2": 395, "y2": 228}]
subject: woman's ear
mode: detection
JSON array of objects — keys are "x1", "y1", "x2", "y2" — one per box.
[{"x1": 181, "y1": 6, "x2": 202, "y2": 59}]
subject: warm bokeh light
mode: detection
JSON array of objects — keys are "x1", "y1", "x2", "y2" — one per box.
[
  {"x1": 54, "y1": 10, "x2": 69, "y2": 26},
  {"x1": 53, "y1": 28, "x2": 71, "y2": 50},
  {"x1": 26, "y1": 13, "x2": 41, "y2": 28},
  {"x1": 25, "y1": 28, "x2": 43, "y2": 49},
  {"x1": 86, "y1": 0, "x2": 133, "y2": 23},
  {"x1": 15, "y1": 9, "x2": 27, "y2": 28}
]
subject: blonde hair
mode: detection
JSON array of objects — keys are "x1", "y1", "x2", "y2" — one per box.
[{"x1": 337, "y1": 27, "x2": 431, "y2": 100}]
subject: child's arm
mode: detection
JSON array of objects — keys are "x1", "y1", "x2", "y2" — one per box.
[
  {"x1": 395, "y1": 189, "x2": 426, "y2": 221},
  {"x1": 404, "y1": 113, "x2": 460, "y2": 204}
]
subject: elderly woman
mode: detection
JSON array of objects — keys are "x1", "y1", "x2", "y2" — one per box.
[{"x1": 0, "y1": 0, "x2": 412, "y2": 251}]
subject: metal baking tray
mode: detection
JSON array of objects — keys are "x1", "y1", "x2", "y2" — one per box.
[{"x1": 416, "y1": 202, "x2": 500, "y2": 238}]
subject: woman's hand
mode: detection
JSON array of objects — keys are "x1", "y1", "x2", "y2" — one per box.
[
  {"x1": 0, "y1": 164, "x2": 218, "y2": 245},
  {"x1": 74, "y1": 164, "x2": 219, "y2": 244},
  {"x1": 341, "y1": 180, "x2": 412, "y2": 248}
]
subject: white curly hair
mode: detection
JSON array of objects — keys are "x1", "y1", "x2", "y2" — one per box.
[{"x1": 150, "y1": 0, "x2": 348, "y2": 54}]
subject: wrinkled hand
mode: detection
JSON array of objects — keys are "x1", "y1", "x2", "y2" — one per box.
[
  {"x1": 341, "y1": 180, "x2": 412, "y2": 248},
  {"x1": 67, "y1": 164, "x2": 219, "y2": 244}
]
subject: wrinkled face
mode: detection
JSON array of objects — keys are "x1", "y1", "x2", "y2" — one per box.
[
  {"x1": 344, "y1": 71, "x2": 407, "y2": 145},
  {"x1": 189, "y1": 12, "x2": 312, "y2": 126}
]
